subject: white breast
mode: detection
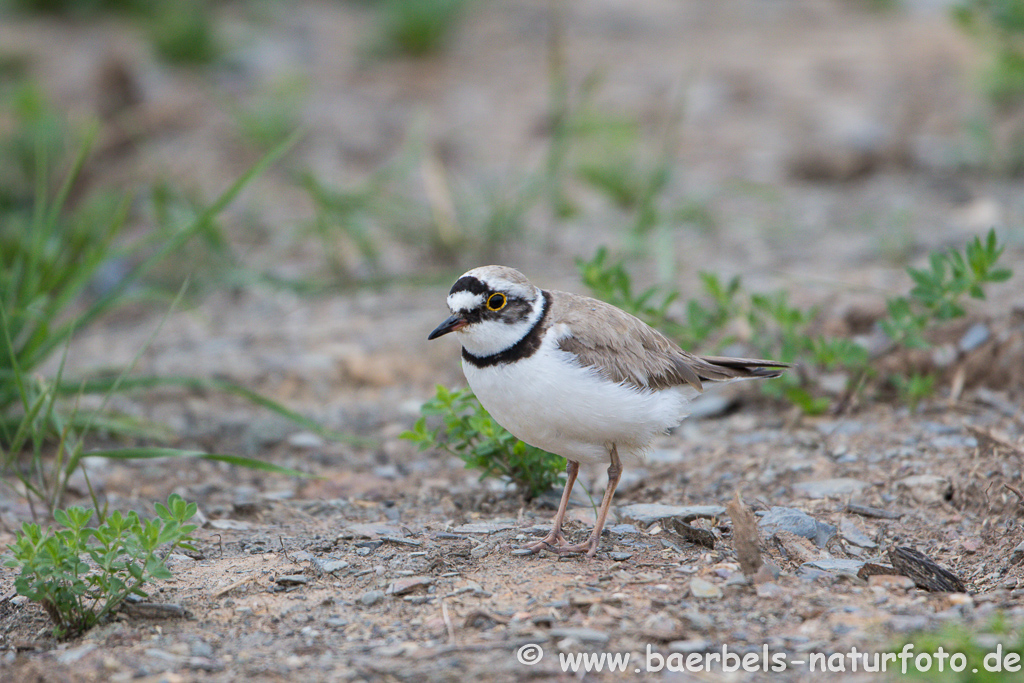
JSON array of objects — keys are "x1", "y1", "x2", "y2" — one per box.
[{"x1": 462, "y1": 330, "x2": 698, "y2": 465}]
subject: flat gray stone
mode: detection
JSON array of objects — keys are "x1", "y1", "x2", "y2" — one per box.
[
  {"x1": 802, "y1": 559, "x2": 865, "y2": 574},
  {"x1": 314, "y1": 558, "x2": 350, "y2": 573},
  {"x1": 668, "y1": 639, "x2": 711, "y2": 654},
  {"x1": 839, "y1": 518, "x2": 877, "y2": 549},
  {"x1": 793, "y1": 478, "x2": 871, "y2": 499},
  {"x1": 618, "y1": 503, "x2": 726, "y2": 525},
  {"x1": 359, "y1": 590, "x2": 385, "y2": 606},
  {"x1": 548, "y1": 627, "x2": 610, "y2": 644},
  {"x1": 759, "y1": 507, "x2": 836, "y2": 548},
  {"x1": 896, "y1": 474, "x2": 952, "y2": 504},
  {"x1": 449, "y1": 522, "x2": 515, "y2": 534}
]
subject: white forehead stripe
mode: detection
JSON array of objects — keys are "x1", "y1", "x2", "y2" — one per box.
[{"x1": 447, "y1": 290, "x2": 484, "y2": 313}]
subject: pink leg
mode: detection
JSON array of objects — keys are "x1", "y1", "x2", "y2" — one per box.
[
  {"x1": 520, "y1": 460, "x2": 579, "y2": 553},
  {"x1": 552, "y1": 445, "x2": 622, "y2": 558}
]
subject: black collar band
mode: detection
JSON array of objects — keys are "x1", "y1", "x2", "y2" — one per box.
[{"x1": 462, "y1": 291, "x2": 550, "y2": 368}]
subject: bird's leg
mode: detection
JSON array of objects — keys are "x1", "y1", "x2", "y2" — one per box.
[
  {"x1": 552, "y1": 444, "x2": 622, "y2": 558},
  {"x1": 520, "y1": 459, "x2": 579, "y2": 553}
]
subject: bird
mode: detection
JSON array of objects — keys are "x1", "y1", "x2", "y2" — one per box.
[{"x1": 428, "y1": 265, "x2": 789, "y2": 558}]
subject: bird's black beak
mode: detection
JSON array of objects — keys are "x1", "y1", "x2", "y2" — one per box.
[{"x1": 428, "y1": 313, "x2": 468, "y2": 340}]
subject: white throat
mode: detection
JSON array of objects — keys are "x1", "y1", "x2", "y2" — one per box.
[{"x1": 456, "y1": 291, "x2": 546, "y2": 357}]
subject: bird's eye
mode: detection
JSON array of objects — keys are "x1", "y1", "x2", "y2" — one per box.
[{"x1": 486, "y1": 293, "x2": 507, "y2": 311}]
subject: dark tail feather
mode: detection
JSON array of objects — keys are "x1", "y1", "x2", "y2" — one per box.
[{"x1": 695, "y1": 356, "x2": 791, "y2": 382}]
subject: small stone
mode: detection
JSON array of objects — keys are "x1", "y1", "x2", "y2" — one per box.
[
  {"x1": 386, "y1": 576, "x2": 433, "y2": 596},
  {"x1": 56, "y1": 644, "x2": 97, "y2": 664},
  {"x1": 359, "y1": 590, "x2": 385, "y2": 606},
  {"x1": 793, "y1": 478, "x2": 871, "y2": 499},
  {"x1": 803, "y1": 559, "x2": 865, "y2": 574},
  {"x1": 287, "y1": 431, "x2": 325, "y2": 449},
  {"x1": 207, "y1": 519, "x2": 250, "y2": 530},
  {"x1": 618, "y1": 504, "x2": 726, "y2": 526},
  {"x1": 867, "y1": 575, "x2": 916, "y2": 590},
  {"x1": 896, "y1": 474, "x2": 952, "y2": 504},
  {"x1": 450, "y1": 521, "x2": 516, "y2": 534},
  {"x1": 275, "y1": 574, "x2": 308, "y2": 586},
  {"x1": 548, "y1": 627, "x2": 610, "y2": 644},
  {"x1": 839, "y1": 518, "x2": 877, "y2": 549},
  {"x1": 1010, "y1": 541, "x2": 1024, "y2": 565},
  {"x1": 511, "y1": 548, "x2": 534, "y2": 556},
  {"x1": 342, "y1": 523, "x2": 406, "y2": 539},
  {"x1": 759, "y1": 507, "x2": 836, "y2": 548},
  {"x1": 755, "y1": 582, "x2": 786, "y2": 599},
  {"x1": 959, "y1": 323, "x2": 990, "y2": 353},
  {"x1": 190, "y1": 641, "x2": 214, "y2": 658},
  {"x1": 961, "y1": 538, "x2": 983, "y2": 553},
  {"x1": 314, "y1": 558, "x2": 350, "y2": 574},
  {"x1": 609, "y1": 552, "x2": 633, "y2": 562},
  {"x1": 668, "y1": 639, "x2": 711, "y2": 654},
  {"x1": 689, "y1": 577, "x2": 723, "y2": 599}
]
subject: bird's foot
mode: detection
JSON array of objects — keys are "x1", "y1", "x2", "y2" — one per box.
[
  {"x1": 518, "y1": 532, "x2": 601, "y2": 557},
  {"x1": 519, "y1": 530, "x2": 569, "y2": 554}
]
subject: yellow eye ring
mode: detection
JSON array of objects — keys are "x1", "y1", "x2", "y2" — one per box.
[{"x1": 486, "y1": 293, "x2": 507, "y2": 311}]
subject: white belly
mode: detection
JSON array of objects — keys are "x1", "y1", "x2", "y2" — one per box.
[{"x1": 462, "y1": 340, "x2": 697, "y2": 465}]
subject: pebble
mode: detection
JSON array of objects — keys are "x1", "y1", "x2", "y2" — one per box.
[
  {"x1": 668, "y1": 639, "x2": 711, "y2": 653},
  {"x1": 56, "y1": 644, "x2": 97, "y2": 664},
  {"x1": 1010, "y1": 541, "x2": 1024, "y2": 565},
  {"x1": 510, "y1": 548, "x2": 534, "y2": 556},
  {"x1": 689, "y1": 577, "x2": 723, "y2": 599},
  {"x1": 190, "y1": 641, "x2": 214, "y2": 658},
  {"x1": 959, "y1": 323, "x2": 990, "y2": 353},
  {"x1": 867, "y1": 575, "x2": 915, "y2": 590},
  {"x1": 275, "y1": 574, "x2": 308, "y2": 586},
  {"x1": 801, "y1": 559, "x2": 865, "y2": 575},
  {"x1": 386, "y1": 576, "x2": 433, "y2": 595},
  {"x1": 359, "y1": 590, "x2": 385, "y2": 606},
  {"x1": 609, "y1": 552, "x2": 633, "y2": 561},
  {"x1": 896, "y1": 474, "x2": 952, "y2": 504},
  {"x1": 287, "y1": 431, "x2": 325, "y2": 449},
  {"x1": 839, "y1": 518, "x2": 877, "y2": 549},
  {"x1": 759, "y1": 507, "x2": 836, "y2": 548},
  {"x1": 793, "y1": 478, "x2": 871, "y2": 499},
  {"x1": 618, "y1": 503, "x2": 726, "y2": 525},
  {"x1": 449, "y1": 522, "x2": 515, "y2": 534},
  {"x1": 314, "y1": 558, "x2": 350, "y2": 574},
  {"x1": 548, "y1": 627, "x2": 610, "y2": 644}
]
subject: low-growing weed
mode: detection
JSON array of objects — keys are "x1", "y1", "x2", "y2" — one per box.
[
  {"x1": 576, "y1": 229, "x2": 1012, "y2": 413},
  {"x1": 4, "y1": 494, "x2": 197, "y2": 639},
  {"x1": 402, "y1": 385, "x2": 564, "y2": 500}
]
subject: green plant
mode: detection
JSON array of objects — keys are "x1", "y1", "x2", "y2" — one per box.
[
  {"x1": 576, "y1": 248, "x2": 741, "y2": 350},
  {"x1": 367, "y1": 0, "x2": 470, "y2": 58},
  {"x1": 402, "y1": 385, "x2": 565, "y2": 500},
  {"x1": 0, "y1": 92, "x2": 333, "y2": 515},
  {"x1": 231, "y1": 76, "x2": 308, "y2": 151},
  {"x1": 575, "y1": 228, "x2": 1012, "y2": 413},
  {"x1": 897, "y1": 616, "x2": 1024, "y2": 681},
  {"x1": 881, "y1": 228, "x2": 1012, "y2": 348},
  {"x1": 4, "y1": 494, "x2": 198, "y2": 639},
  {"x1": 148, "y1": 0, "x2": 220, "y2": 66},
  {"x1": 954, "y1": 0, "x2": 1024, "y2": 106}
]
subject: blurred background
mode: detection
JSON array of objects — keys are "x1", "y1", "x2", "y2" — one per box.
[{"x1": 1, "y1": 0, "x2": 1022, "y2": 503}]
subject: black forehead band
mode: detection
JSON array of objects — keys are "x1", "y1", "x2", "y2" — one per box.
[{"x1": 449, "y1": 276, "x2": 490, "y2": 296}]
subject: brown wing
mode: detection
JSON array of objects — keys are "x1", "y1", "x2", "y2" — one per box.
[{"x1": 549, "y1": 290, "x2": 789, "y2": 392}]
